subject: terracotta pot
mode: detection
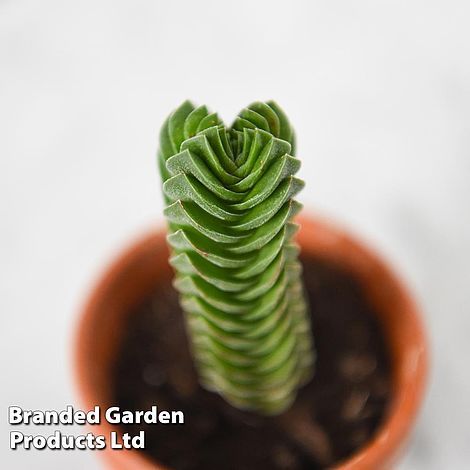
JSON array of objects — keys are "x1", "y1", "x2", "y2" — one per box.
[{"x1": 74, "y1": 215, "x2": 428, "y2": 470}]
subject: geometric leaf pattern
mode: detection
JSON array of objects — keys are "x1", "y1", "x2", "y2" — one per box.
[{"x1": 157, "y1": 101, "x2": 314, "y2": 414}]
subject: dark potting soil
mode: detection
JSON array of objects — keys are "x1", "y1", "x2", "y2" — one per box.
[{"x1": 113, "y1": 256, "x2": 392, "y2": 469}]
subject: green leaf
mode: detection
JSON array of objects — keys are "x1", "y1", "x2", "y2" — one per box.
[{"x1": 156, "y1": 101, "x2": 314, "y2": 415}]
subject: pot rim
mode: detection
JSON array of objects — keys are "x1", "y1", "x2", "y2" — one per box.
[{"x1": 74, "y1": 214, "x2": 428, "y2": 470}]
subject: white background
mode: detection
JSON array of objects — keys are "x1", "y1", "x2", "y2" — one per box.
[{"x1": 1, "y1": 0, "x2": 469, "y2": 468}]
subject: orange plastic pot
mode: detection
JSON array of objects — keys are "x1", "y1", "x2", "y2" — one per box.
[{"x1": 74, "y1": 215, "x2": 428, "y2": 470}]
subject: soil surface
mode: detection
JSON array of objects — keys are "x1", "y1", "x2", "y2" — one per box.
[{"x1": 113, "y1": 256, "x2": 391, "y2": 469}]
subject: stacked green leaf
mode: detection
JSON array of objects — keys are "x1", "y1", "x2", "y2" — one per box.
[{"x1": 157, "y1": 101, "x2": 314, "y2": 414}]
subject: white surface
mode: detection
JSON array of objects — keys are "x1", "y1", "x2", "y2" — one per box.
[{"x1": 1, "y1": 0, "x2": 469, "y2": 468}]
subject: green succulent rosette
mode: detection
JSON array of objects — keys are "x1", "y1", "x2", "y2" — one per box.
[{"x1": 157, "y1": 101, "x2": 314, "y2": 415}]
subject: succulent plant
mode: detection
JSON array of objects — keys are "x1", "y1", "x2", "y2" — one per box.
[{"x1": 157, "y1": 101, "x2": 314, "y2": 414}]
